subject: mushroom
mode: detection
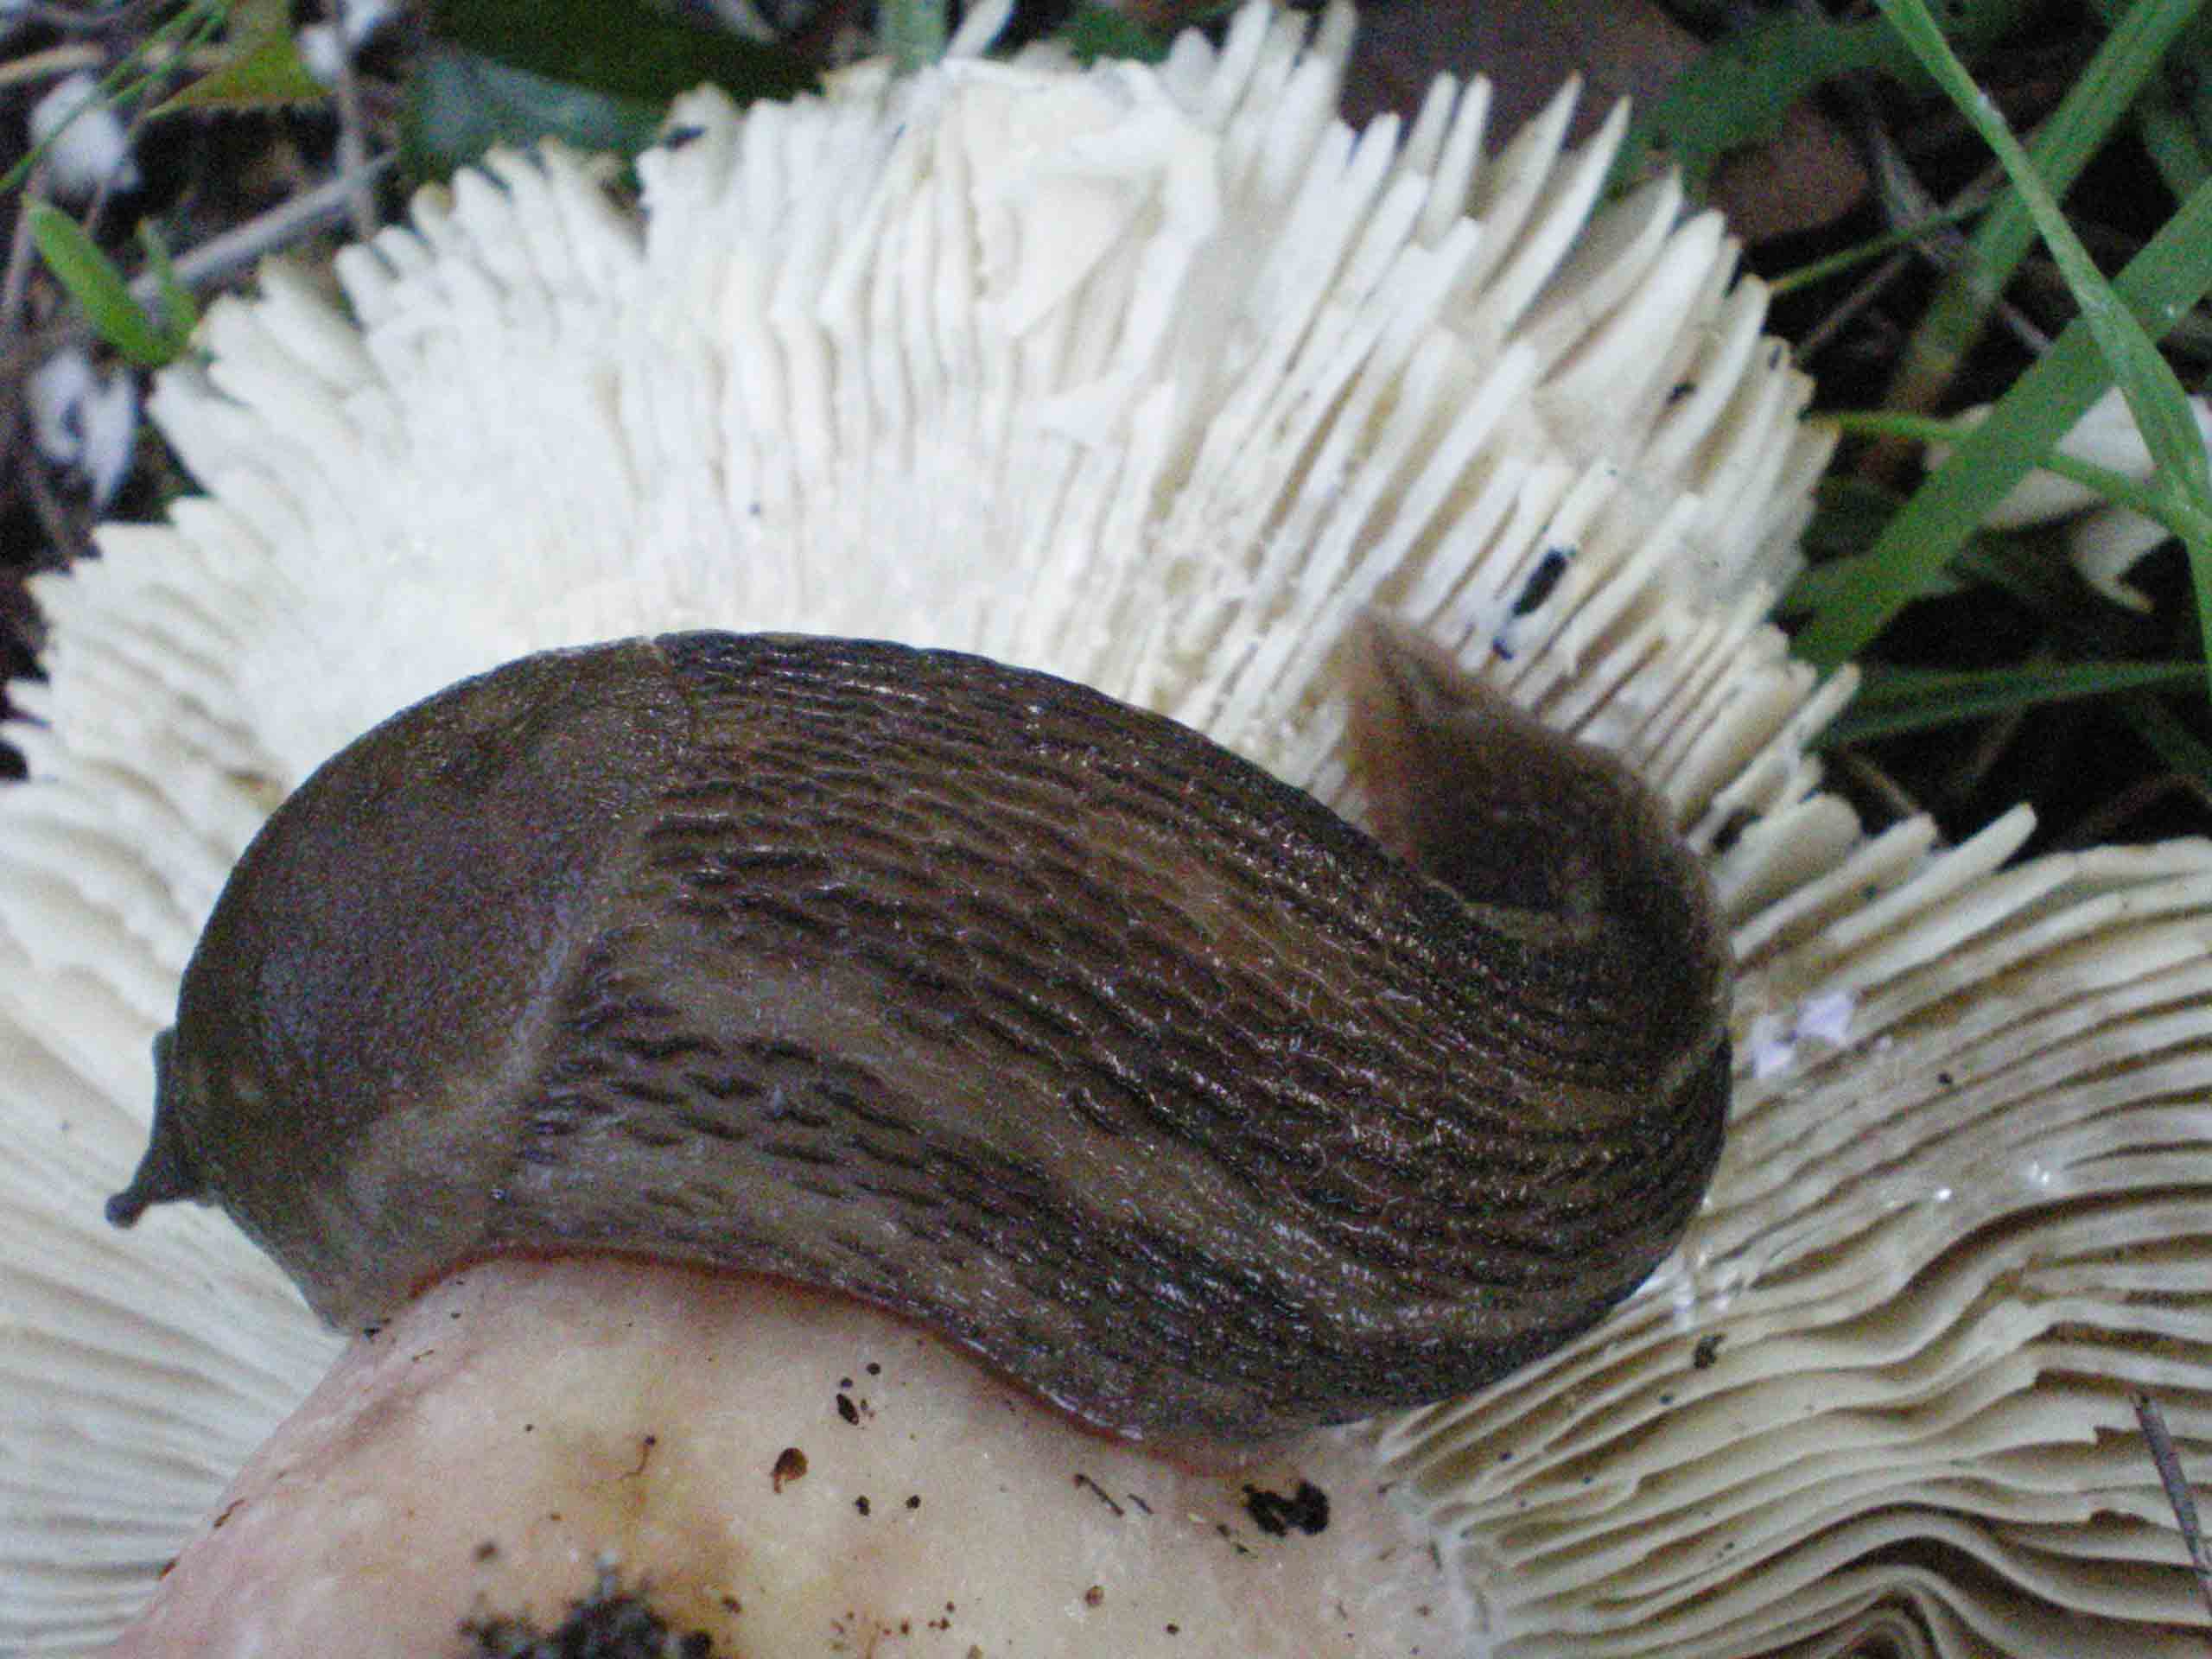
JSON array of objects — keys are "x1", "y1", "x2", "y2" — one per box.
[
  {"x1": 1942, "y1": 385, "x2": 2212, "y2": 613},
  {"x1": 25, "y1": 70, "x2": 141, "y2": 202},
  {"x1": 7, "y1": 3, "x2": 2203, "y2": 1656},
  {"x1": 25, "y1": 346, "x2": 138, "y2": 508},
  {"x1": 101, "y1": 1255, "x2": 1469, "y2": 1654}
]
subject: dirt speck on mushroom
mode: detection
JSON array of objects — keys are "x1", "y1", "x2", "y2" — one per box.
[{"x1": 461, "y1": 1564, "x2": 716, "y2": 1659}]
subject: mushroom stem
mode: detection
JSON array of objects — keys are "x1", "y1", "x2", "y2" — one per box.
[{"x1": 105, "y1": 1255, "x2": 1465, "y2": 1657}]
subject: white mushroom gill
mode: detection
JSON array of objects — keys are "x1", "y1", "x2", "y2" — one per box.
[{"x1": 0, "y1": 3, "x2": 2204, "y2": 1654}]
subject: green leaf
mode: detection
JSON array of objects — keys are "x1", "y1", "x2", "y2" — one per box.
[
  {"x1": 402, "y1": 48, "x2": 664, "y2": 182},
  {"x1": 1624, "y1": 16, "x2": 1882, "y2": 195},
  {"x1": 227, "y1": 0, "x2": 295, "y2": 39},
  {"x1": 28, "y1": 202, "x2": 181, "y2": 367},
  {"x1": 1616, "y1": 0, "x2": 2034, "y2": 195},
  {"x1": 154, "y1": 0, "x2": 326, "y2": 118},
  {"x1": 1819, "y1": 660, "x2": 2204, "y2": 746},
  {"x1": 1063, "y1": 3, "x2": 1170, "y2": 66},
  {"x1": 425, "y1": 0, "x2": 816, "y2": 106},
  {"x1": 155, "y1": 29, "x2": 327, "y2": 114}
]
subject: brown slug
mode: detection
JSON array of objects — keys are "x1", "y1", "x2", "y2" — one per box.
[{"x1": 106, "y1": 624, "x2": 1731, "y2": 1451}]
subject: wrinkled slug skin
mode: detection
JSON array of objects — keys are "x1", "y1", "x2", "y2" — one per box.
[{"x1": 111, "y1": 628, "x2": 1731, "y2": 1448}]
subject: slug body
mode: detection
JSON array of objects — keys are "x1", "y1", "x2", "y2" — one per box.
[{"x1": 110, "y1": 628, "x2": 1730, "y2": 1449}]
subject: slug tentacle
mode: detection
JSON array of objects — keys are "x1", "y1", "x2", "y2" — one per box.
[
  {"x1": 109, "y1": 626, "x2": 1730, "y2": 1451},
  {"x1": 105, "y1": 1030, "x2": 200, "y2": 1225}
]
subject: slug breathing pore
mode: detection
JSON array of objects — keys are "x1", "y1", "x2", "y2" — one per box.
[{"x1": 108, "y1": 622, "x2": 1732, "y2": 1452}]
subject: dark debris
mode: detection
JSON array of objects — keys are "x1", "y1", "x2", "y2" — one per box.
[{"x1": 458, "y1": 1567, "x2": 717, "y2": 1659}]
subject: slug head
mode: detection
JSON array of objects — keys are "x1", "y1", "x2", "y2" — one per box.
[{"x1": 106, "y1": 639, "x2": 690, "y2": 1327}]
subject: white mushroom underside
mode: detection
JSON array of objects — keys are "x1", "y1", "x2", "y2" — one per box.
[{"x1": 1, "y1": 4, "x2": 2207, "y2": 1655}]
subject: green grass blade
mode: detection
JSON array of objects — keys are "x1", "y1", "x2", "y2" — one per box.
[
  {"x1": 1, "y1": 0, "x2": 229, "y2": 192},
  {"x1": 1869, "y1": 0, "x2": 2212, "y2": 698},
  {"x1": 1767, "y1": 200, "x2": 1988, "y2": 298},
  {"x1": 1826, "y1": 408, "x2": 2187, "y2": 532},
  {"x1": 1795, "y1": 86, "x2": 2212, "y2": 668},
  {"x1": 1882, "y1": 0, "x2": 2207, "y2": 416},
  {"x1": 154, "y1": 30, "x2": 326, "y2": 114},
  {"x1": 2088, "y1": 0, "x2": 2212, "y2": 199},
  {"x1": 1821, "y1": 660, "x2": 2204, "y2": 744},
  {"x1": 137, "y1": 220, "x2": 200, "y2": 357},
  {"x1": 2123, "y1": 690, "x2": 2212, "y2": 790}
]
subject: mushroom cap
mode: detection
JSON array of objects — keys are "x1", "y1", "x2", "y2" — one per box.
[
  {"x1": 103, "y1": 1255, "x2": 1465, "y2": 1657},
  {"x1": 7, "y1": 4, "x2": 2204, "y2": 1656},
  {"x1": 26, "y1": 70, "x2": 141, "y2": 201}
]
